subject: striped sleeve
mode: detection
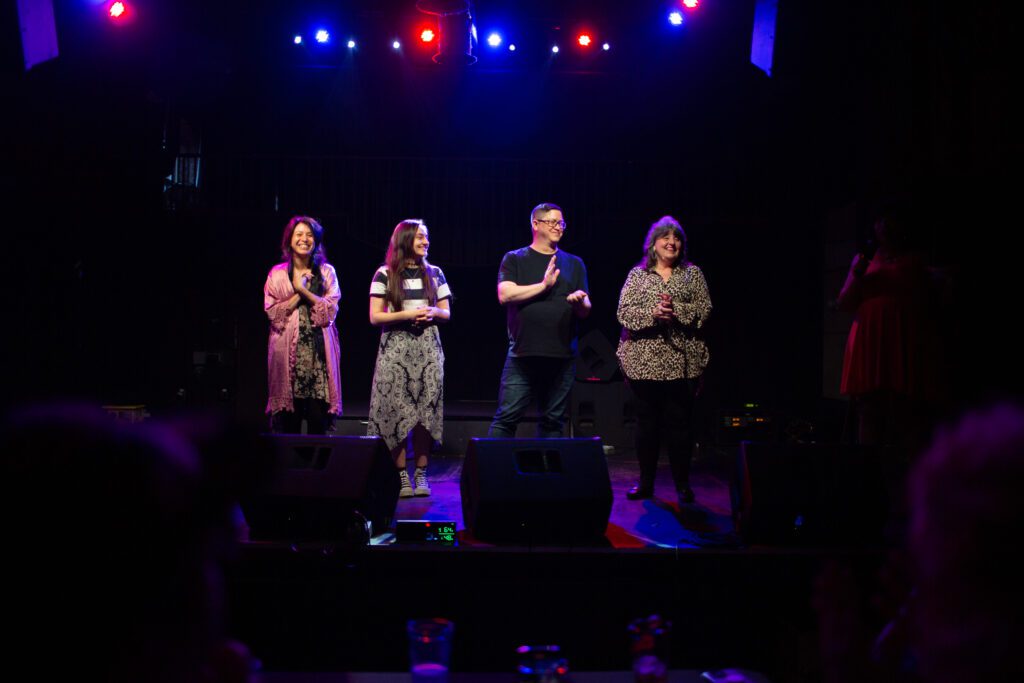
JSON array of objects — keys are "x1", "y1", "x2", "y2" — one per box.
[
  {"x1": 435, "y1": 267, "x2": 452, "y2": 301},
  {"x1": 369, "y1": 267, "x2": 388, "y2": 297}
]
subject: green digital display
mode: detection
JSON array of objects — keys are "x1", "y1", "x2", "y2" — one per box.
[
  {"x1": 395, "y1": 519, "x2": 457, "y2": 546},
  {"x1": 435, "y1": 522, "x2": 457, "y2": 544}
]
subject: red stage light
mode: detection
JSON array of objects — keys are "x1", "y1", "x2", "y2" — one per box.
[
  {"x1": 109, "y1": 2, "x2": 127, "y2": 19},
  {"x1": 420, "y1": 29, "x2": 436, "y2": 43},
  {"x1": 577, "y1": 34, "x2": 592, "y2": 47},
  {"x1": 683, "y1": 0, "x2": 700, "y2": 9}
]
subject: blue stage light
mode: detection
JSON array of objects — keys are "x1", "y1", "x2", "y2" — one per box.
[
  {"x1": 669, "y1": 12, "x2": 684, "y2": 26},
  {"x1": 347, "y1": 39, "x2": 356, "y2": 49},
  {"x1": 551, "y1": 45, "x2": 559, "y2": 54},
  {"x1": 392, "y1": 40, "x2": 401, "y2": 50},
  {"x1": 293, "y1": 35, "x2": 303, "y2": 45},
  {"x1": 508, "y1": 44, "x2": 516, "y2": 52},
  {"x1": 602, "y1": 42, "x2": 610, "y2": 51},
  {"x1": 315, "y1": 29, "x2": 330, "y2": 44},
  {"x1": 487, "y1": 33, "x2": 502, "y2": 48}
]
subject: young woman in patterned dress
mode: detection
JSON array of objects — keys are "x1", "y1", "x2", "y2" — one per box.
[{"x1": 368, "y1": 220, "x2": 452, "y2": 497}]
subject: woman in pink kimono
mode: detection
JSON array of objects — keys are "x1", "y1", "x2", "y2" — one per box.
[{"x1": 264, "y1": 216, "x2": 343, "y2": 433}]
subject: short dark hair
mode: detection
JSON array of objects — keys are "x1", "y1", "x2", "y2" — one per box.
[
  {"x1": 531, "y1": 202, "x2": 563, "y2": 223},
  {"x1": 910, "y1": 403, "x2": 1024, "y2": 682},
  {"x1": 0, "y1": 405, "x2": 255, "y2": 681}
]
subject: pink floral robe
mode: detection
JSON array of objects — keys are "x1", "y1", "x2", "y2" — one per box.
[{"x1": 264, "y1": 262, "x2": 343, "y2": 415}]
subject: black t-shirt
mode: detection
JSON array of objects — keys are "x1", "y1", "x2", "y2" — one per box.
[{"x1": 497, "y1": 246, "x2": 589, "y2": 358}]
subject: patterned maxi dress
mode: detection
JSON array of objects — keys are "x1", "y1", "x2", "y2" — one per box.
[{"x1": 367, "y1": 266, "x2": 452, "y2": 450}]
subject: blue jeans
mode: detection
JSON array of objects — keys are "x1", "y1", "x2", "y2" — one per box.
[{"x1": 487, "y1": 356, "x2": 576, "y2": 438}]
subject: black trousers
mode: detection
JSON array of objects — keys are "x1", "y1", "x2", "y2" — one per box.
[
  {"x1": 271, "y1": 398, "x2": 330, "y2": 435},
  {"x1": 629, "y1": 377, "x2": 697, "y2": 490}
]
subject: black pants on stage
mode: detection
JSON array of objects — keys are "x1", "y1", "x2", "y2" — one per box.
[
  {"x1": 629, "y1": 377, "x2": 697, "y2": 490},
  {"x1": 271, "y1": 398, "x2": 331, "y2": 435}
]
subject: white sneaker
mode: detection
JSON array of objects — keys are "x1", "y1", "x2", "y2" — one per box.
[
  {"x1": 413, "y1": 467, "x2": 431, "y2": 497},
  {"x1": 398, "y1": 470, "x2": 414, "y2": 498}
]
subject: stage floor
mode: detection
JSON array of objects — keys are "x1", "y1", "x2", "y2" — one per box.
[{"x1": 377, "y1": 453, "x2": 738, "y2": 550}]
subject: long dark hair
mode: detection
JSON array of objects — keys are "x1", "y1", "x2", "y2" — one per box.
[
  {"x1": 280, "y1": 215, "x2": 327, "y2": 269},
  {"x1": 384, "y1": 219, "x2": 437, "y2": 312},
  {"x1": 640, "y1": 215, "x2": 688, "y2": 271},
  {"x1": 280, "y1": 215, "x2": 327, "y2": 296}
]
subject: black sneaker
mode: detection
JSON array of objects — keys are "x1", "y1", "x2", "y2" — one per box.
[{"x1": 626, "y1": 483, "x2": 655, "y2": 500}]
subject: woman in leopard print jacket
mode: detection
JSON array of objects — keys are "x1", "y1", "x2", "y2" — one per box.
[{"x1": 616, "y1": 215, "x2": 711, "y2": 507}]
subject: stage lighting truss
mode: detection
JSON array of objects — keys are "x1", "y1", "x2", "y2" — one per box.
[
  {"x1": 287, "y1": 31, "x2": 618, "y2": 62},
  {"x1": 283, "y1": 4, "x2": 706, "y2": 63}
]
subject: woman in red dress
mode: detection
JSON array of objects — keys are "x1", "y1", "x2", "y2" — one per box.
[{"x1": 838, "y1": 211, "x2": 942, "y2": 447}]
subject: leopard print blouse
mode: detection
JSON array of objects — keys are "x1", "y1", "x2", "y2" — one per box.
[{"x1": 616, "y1": 263, "x2": 711, "y2": 381}]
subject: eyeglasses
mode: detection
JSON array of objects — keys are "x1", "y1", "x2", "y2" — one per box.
[{"x1": 534, "y1": 218, "x2": 567, "y2": 230}]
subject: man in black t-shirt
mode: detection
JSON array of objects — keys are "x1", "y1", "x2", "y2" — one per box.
[{"x1": 487, "y1": 202, "x2": 591, "y2": 438}]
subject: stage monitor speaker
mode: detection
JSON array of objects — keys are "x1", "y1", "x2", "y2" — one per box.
[
  {"x1": 243, "y1": 435, "x2": 398, "y2": 542},
  {"x1": 460, "y1": 437, "x2": 612, "y2": 544},
  {"x1": 732, "y1": 442, "x2": 893, "y2": 546}
]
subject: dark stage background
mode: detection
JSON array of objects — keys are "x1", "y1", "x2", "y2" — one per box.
[{"x1": 3, "y1": 0, "x2": 1018, "y2": 426}]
